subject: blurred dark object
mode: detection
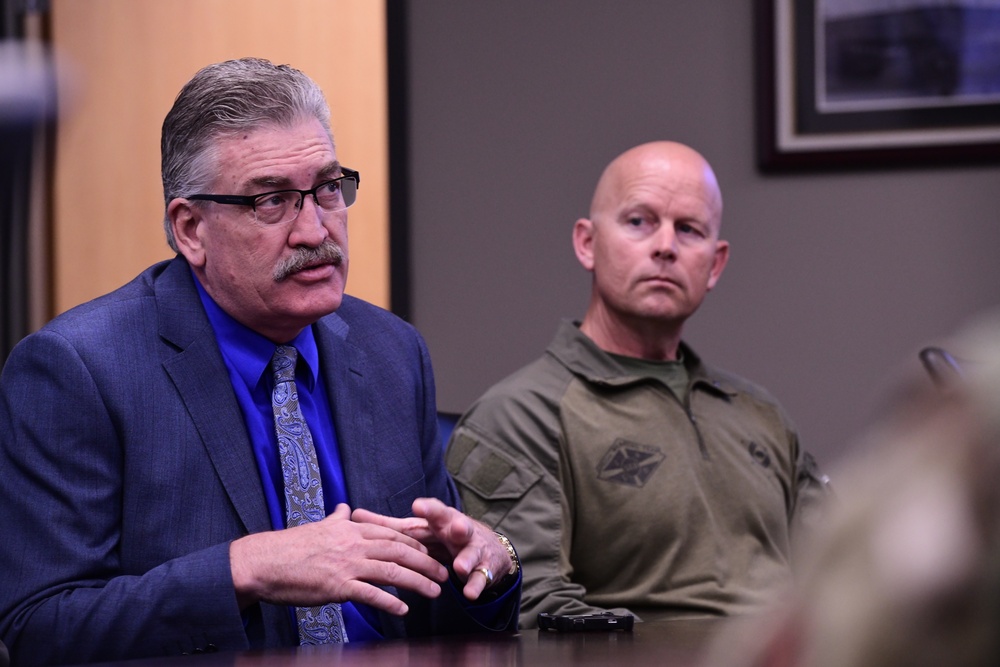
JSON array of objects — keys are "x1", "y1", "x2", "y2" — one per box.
[
  {"x1": 919, "y1": 346, "x2": 964, "y2": 389},
  {"x1": 1, "y1": 0, "x2": 54, "y2": 367}
]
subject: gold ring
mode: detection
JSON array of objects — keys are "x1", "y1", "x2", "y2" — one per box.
[{"x1": 476, "y1": 566, "x2": 494, "y2": 586}]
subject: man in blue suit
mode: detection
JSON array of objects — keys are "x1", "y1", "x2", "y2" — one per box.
[{"x1": 0, "y1": 58, "x2": 519, "y2": 666}]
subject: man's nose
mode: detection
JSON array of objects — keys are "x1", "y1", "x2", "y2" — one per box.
[
  {"x1": 652, "y1": 225, "x2": 678, "y2": 259},
  {"x1": 289, "y1": 195, "x2": 331, "y2": 243}
]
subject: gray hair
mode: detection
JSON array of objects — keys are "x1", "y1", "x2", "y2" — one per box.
[{"x1": 160, "y1": 57, "x2": 332, "y2": 251}]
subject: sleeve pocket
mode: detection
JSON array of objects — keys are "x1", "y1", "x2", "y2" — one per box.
[{"x1": 445, "y1": 427, "x2": 542, "y2": 527}]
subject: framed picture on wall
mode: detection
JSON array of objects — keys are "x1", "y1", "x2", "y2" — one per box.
[{"x1": 755, "y1": 0, "x2": 1000, "y2": 170}]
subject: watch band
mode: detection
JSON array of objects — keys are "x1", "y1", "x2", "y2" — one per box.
[{"x1": 494, "y1": 531, "x2": 519, "y2": 576}]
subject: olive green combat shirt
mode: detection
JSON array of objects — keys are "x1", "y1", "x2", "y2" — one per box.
[{"x1": 446, "y1": 321, "x2": 827, "y2": 629}]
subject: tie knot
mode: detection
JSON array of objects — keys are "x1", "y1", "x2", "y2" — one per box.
[{"x1": 271, "y1": 345, "x2": 299, "y2": 384}]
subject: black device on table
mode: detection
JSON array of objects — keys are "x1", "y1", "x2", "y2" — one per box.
[{"x1": 538, "y1": 611, "x2": 635, "y2": 632}]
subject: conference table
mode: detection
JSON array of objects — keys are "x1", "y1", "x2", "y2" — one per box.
[{"x1": 90, "y1": 618, "x2": 725, "y2": 667}]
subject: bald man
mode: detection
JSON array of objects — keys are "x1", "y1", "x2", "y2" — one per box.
[{"x1": 445, "y1": 142, "x2": 828, "y2": 628}]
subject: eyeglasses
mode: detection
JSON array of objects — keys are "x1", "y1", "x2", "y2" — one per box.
[{"x1": 187, "y1": 167, "x2": 360, "y2": 226}]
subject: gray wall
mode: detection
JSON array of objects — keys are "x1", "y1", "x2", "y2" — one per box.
[{"x1": 405, "y1": 1, "x2": 1000, "y2": 466}]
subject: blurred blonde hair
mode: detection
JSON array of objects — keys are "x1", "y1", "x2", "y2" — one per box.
[{"x1": 711, "y1": 309, "x2": 1000, "y2": 667}]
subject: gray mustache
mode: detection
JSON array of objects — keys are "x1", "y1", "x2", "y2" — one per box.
[{"x1": 273, "y1": 240, "x2": 345, "y2": 282}]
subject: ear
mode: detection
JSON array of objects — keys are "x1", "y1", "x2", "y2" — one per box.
[
  {"x1": 572, "y1": 217, "x2": 596, "y2": 271},
  {"x1": 706, "y1": 239, "x2": 730, "y2": 291},
  {"x1": 168, "y1": 198, "x2": 207, "y2": 268}
]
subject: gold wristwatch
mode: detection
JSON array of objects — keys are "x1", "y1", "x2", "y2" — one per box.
[{"x1": 495, "y1": 532, "x2": 520, "y2": 576}]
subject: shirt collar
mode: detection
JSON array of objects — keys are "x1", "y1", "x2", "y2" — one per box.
[{"x1": 192, "y1": 270, "x2": 320, "y2": 391}]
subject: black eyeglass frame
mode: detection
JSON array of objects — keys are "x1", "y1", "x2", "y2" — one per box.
[{"x1": 186, "y1": 167, "x2": 360, "y2": 221}]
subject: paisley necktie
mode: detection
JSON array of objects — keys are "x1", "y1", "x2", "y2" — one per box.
[{"x1": 270, "y1": 345, "x2": 347, "y2": 644}]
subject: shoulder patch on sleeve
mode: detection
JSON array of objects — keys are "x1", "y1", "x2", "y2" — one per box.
[
  {"x1": 445, "y1": 427, "x2": 542, "y2": 525},
  {"x1": 446, "y1": 431, "x2": 478, "y2": 476}
]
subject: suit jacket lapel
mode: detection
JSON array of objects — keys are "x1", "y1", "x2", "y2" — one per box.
[
  {"x1": 156, "y1": 258, "x2": 271, "y2": 534},
  {"x1": 314, "y1": 313, "x2": 407, "y2": 634},
  {"x1": 313, "y1": 315, "x2": 388, "y2": 515}
]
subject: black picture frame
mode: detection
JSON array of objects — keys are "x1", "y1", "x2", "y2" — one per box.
[{"x1": 755, "y1": 0, "x2": 1000, "y2": 171}]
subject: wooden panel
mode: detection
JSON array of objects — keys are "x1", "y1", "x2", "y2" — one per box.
[{"x1": 50, "y1": 0, "x2": 389, "y2": 314}]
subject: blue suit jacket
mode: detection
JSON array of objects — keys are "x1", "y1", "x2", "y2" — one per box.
[{"x1": 0, "y1": 257, "x2": 517, "y2": 666}]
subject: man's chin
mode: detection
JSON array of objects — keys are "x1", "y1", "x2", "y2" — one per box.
[
  {"x1": 631, "y1": 297, "x2": 695, "y2": 320},
  {"x1": 284, "y1": 296, "x2": 344, "y2": 327},
  {"x1": 284, "y1": 276, "x2": 346, "y2": 312}
]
